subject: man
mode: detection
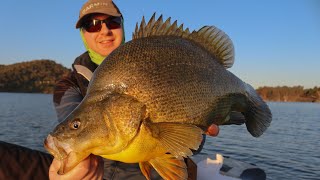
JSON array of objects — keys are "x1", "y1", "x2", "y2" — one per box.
[{"x1": 50, "y1": 0, "x2": 220, "y2": 179}]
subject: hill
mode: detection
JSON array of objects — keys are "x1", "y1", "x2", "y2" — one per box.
[
  {"x1": 0, "y1": 60, "x2": 70, "y2": 93},
  {"x1": 256, "y1": 86, "x2": 320, "y2": 103}
]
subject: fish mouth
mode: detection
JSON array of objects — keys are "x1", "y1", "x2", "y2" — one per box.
[
  {"x1": 44, "y1": 134, "x2": 90, "y2": 174},
  {"x1": 44, "y1": 134, "x2": 68, "y2": 159}
]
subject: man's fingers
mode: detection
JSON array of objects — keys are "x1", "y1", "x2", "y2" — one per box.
[
  {"x1": 49, "y1": 158, "x2": 62, "y2": 179},
  {"x1": 49, "y1": 156, "x2": 91, "y2": 178},
  {"x1": 49, "y1": 155, "x2": 104, "y2": 180},
  {"x1": 206, "y1": 124, "x2": 219, "y2": 137},
  {"x1": 49, "y1": 158, "x2": 60, "y2": 173}
]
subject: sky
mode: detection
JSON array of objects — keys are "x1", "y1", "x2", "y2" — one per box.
[{"x1": 0, "y1": 0, "x2": 319, "y2": 89}]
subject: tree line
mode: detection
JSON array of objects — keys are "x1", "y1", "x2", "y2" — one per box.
[
  {"x1": 256, "y1": 86, "x2": 320, "y2": 102},
  {"x1": 0, "y1": 60, "x2": 70, "y2": 93}
]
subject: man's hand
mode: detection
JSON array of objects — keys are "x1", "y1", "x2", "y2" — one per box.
[
  {"x1": 206, "y1": 124, "x2": 219, "y2": 137},
  {"x1": 49, "y1": 154, "x2": 104, "y2": 180}
]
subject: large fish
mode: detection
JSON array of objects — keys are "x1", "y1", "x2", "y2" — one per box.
[{"x1": 44, "y1": 14, "x2": 272, "y2": 180}]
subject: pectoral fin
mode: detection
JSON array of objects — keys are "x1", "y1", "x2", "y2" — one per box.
[
  {"x1": 147, "y1": 122, "x2": 203, "y2": 158},
  {"x1": 149, "y1": 154, "x2": 187, "y2": 180}
]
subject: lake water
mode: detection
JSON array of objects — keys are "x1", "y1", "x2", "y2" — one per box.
[{"x1": 0, "y1": 93, "x2": 319, "y2": 180}]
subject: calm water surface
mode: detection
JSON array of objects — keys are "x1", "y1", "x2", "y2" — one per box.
[{"x1": 0, "y1": 93, "x2": 319, "y2": 180}]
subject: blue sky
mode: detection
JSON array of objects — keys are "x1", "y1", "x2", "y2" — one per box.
[{"x1": 0, "y1": 0, "x2": 319, "y2": 88}]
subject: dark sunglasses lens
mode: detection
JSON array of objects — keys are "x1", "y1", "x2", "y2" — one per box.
[
  {"x1": 106, "y1": 17, "x2": 122, "y2": 29},
  {"x1": 83, "y1": 22, "x2": 102, "y2": 32},
  {"x1": 107, "y1": 21, "x2": 121, "y2": 29}
]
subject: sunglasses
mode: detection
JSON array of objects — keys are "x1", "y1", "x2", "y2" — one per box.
[{"x1": 82, "y1": 16, "x2": 122, "y2": 33}]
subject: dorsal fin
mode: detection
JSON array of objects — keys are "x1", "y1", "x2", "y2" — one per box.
[{"x1": 133, "y1": 13, "x2": 235, "y2": 68}]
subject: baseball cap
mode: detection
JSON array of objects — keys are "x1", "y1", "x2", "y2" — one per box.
[{"x1": 76, "y1": 0, "x2": 122, "y2": 28}]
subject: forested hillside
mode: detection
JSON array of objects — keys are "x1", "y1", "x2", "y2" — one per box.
[
  {"x1": 0, "y1": 60, "x2": 70, "y2": 93},
  {"x1": 256, "y1": 86, "x2": 320, "y2": 102}
]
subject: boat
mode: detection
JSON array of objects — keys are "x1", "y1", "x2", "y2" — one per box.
[{"x1": 187, "y1": 153, "x2": 266, "y2": 180}]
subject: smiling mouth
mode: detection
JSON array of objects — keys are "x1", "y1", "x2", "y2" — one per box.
[{"x1": 100, "y1": 39, "x2": 114, "y2": 44}]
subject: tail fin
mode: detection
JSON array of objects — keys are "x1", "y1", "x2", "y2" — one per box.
[{"x1": 243, "y1": 84, "x2": 272, "y2": 137}]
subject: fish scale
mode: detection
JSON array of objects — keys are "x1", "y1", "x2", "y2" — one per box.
[{"x1": 90, "y1": 36, "x2": 239, "y2": 126}]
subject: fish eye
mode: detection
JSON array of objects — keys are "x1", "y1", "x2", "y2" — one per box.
[{"x1": 70, "y1": 119, "x2": 81, "y2": 130}]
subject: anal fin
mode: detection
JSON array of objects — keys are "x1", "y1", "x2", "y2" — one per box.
[{"x1": 139, "y1": 161, "x2": 153, "y2": 180}]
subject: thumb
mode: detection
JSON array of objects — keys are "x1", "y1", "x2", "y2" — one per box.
[{"x1": 206, "y1": 124, "x2": 219, "y2": 137}]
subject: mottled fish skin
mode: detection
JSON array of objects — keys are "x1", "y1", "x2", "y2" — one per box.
[
  {"x1": 45, "y1": 14, "x2": 272, "y2": 180},
  {"x1": 88, "y1": 35, "x2": 271, "y2": 135}
]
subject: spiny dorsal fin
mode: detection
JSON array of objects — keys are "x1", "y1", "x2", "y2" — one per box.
[
  {"x1": 133, "y1": 13, "x2": 189, "y2": 41},
  {"x1": 133, "y1": 13, "x2": 235, "y2": 68}
]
